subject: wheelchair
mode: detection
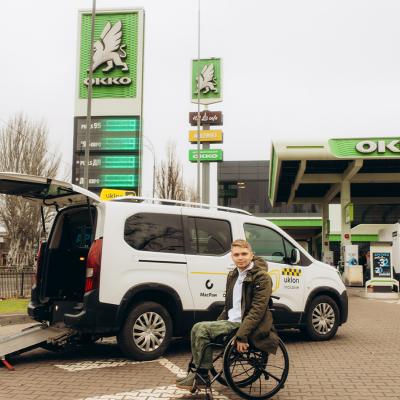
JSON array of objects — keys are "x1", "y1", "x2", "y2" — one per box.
[{"x1": 185, "y1": 296, "x2": 289, "y2": 400}]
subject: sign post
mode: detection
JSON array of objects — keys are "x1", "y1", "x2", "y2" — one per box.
[{"x1": 190, "y1": 58, "x2": 223, "y2": 204}]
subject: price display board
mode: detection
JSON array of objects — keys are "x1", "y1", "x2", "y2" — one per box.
[
  {"x1": 74, "y1": 116, "x2": 141, "y2": 151},
  {"x1": 73, "y1": 154, "x2": 139, "y2": 190},
  {"x1": 372, "y1": 252, "x2": 391, "y2": 278},
  {"x1": 73, "y1": 116, "x2": 141, "y2": 194}
]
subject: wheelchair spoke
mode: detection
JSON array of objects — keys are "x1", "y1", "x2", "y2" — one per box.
[{"x1": 231, "y1": 364, "x2": 256, "y2": 379}]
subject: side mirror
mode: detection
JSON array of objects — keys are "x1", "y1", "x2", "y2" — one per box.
[{"x1": 290, "y1": 248, "x2": 300, "y2": 265}]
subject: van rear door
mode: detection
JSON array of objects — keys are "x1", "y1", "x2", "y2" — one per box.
[{"x1": 0, "y1": 172, "x2": 100, "y2": 207}]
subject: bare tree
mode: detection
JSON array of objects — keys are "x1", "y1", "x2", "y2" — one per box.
[
  {"x1": 0, "y1": 112, "x2": 62, "y2": 268},
  {"x1": 155, "y1": 139, "x2": 197, "y2": 203}
]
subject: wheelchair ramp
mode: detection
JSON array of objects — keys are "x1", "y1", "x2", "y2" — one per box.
[{"x1": 0, "y1": 322, "x2": 72, "y2": 361}]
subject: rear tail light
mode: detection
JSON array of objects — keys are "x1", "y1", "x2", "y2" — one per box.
[
  {"x1": 85, "y1": 239, "x2": 103, "y2": 292},
  {"x1": 35, "y1": 242, "x2": 44, "y2": 286}
]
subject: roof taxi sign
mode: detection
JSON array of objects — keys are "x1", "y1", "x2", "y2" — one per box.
[{"x1": 100, "y1": 189, "x2": 137, "y2": 201}]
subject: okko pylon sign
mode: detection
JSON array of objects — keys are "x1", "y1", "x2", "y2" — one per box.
[
  {"x1": 73, "y1": 8, "x2": 145, "y2": 195},
  {"x1": 190, "y1": 58, "x2": 223, "y2": 105}
]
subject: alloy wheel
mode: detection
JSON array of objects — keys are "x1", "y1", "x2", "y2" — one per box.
[
  {"x1": 133, "y1": 311, "x2": 166, "y2": 352},
  {"x1": 311, "y1": 302, "x2": 335, "y2": 334}
]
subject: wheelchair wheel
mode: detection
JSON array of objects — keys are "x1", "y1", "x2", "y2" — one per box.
[{"x1": 223, "y1": 338, "x2": 289, "y2": 400}]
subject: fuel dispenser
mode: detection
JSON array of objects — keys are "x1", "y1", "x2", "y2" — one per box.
[{"x1": 343, "y1": 245, "x2": 363, "y2": 286}]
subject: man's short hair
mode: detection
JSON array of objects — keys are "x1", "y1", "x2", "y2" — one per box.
[{"x1": 231, "y1": 239, "x2": 252, "y2": 251}]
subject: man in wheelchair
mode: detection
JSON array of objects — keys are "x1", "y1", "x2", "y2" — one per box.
[{"x1": 175, "y1": 239, "x2": 279, "y2": 390}]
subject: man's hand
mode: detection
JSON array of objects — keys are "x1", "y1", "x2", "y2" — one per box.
[{"x1": 231, "y1": 339, "x2": 249, "y2": 353}]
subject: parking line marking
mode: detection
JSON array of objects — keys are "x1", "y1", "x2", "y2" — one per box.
[{"x1": 74, "y1": 358, "x2": 231, "y2": 400}]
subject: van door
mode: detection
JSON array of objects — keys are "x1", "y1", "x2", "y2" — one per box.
[
  {"x1": 240, "y1": 220, "x2": 305, "y2": 326},
  {"x1": 181, "y1": 209, "x2": 240, "y2": 321},
  {"x1": 0, "y1": 172, "x2": 100, "y2": 207}
]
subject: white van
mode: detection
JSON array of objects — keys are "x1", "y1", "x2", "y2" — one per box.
[{"x1": 0, "y1": 173, "x2": 348, "y2": 361}]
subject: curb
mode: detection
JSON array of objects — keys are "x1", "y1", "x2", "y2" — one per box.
[
  {"x1": 346, "y1": 286, "x2": 400, "y2": 300},
  {"x1": 0, "y1": 313, "x2": 32, "y2": 326}
]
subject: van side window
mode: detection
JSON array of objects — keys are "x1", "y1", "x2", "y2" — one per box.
[
  {"x1": 188, "y1": 217, "x2": 232, "y2": 255},
  {"x1": 124, "y1": 213, "x2": 184, "y2": 254},
  {"x1": 244, "y1": 224, "x2": 286, "y2": 263}
]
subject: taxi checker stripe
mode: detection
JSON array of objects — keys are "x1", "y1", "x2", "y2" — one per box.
[{"x1": 282, "y1": 268, "x2": 302, "y2": 276}]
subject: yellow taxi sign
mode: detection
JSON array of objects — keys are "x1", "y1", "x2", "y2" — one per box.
[
  {"x1": 189, "y1": 130, "x2": 223, "y2": 143},
  {"x1": 100, "y1": 189, "x2": 137, "y2": 201}
]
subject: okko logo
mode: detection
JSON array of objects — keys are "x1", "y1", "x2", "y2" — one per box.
[
  {"x1": 194, "y1": 64, "x2": 218, "y2": 95},
  {"x1": 205, "y1": 279, "x2": 214, "y2": 290},
  {"x1": 84, "y1": 20, "x2": 132, "y2": 87},
  {"x1": 193, "y1": 153, "x2": 219, "y2": 160},
  {"x1": 356, "y1": 140, "x2": 400, "y2": 154}
]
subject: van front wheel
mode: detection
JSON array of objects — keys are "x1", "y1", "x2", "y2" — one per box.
[
  {"x1": 117, "y1": 301, "x2": 173, "y2": 361},
  {"x1": 302, "y1": 295, "x2": 339, "y2": 341}
]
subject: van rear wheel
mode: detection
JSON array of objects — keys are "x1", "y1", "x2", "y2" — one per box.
[
  {"x1": 302, "y1": 295, "x2": 339, "y2": 341},
  {"x1": 117, "y1": 301, "x2": 173, "y2": 361}
]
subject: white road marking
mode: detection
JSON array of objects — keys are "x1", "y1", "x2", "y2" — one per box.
[
  {"x1": 74, "y1": 358, "x2": 231, "y2": 400},
  {"x1": 54, "y1": 358, "x2": 160, "y2": 371},
  {"x1": 76, "y1": 385, "x2": 230, "y2": 400}
]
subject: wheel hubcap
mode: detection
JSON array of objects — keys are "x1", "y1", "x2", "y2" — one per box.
[
  {"x1": 312, "y1": 303, "x2": 335, "y2": 334},
  {"x1": 133, "y1": 312, "x2": 166, "y2": 352}
]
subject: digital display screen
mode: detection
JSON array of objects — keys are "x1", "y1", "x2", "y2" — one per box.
[
  {"x1": 73, "y1": 116, "x2": 142, "y2": 194},
  {"x1": 73, "y1": 154, "x2": 140, "y2": 189},
  {"x1": 74, "y1": 117, "x2": 141, "y2": 152}
]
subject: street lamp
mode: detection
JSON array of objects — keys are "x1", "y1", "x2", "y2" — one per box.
[{"x1": 143, "y1": 135, "x2": 155, "y2": 199}]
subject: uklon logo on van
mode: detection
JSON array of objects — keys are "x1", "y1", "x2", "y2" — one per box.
[
  {"x1": 282, "y1": 268, "x2": 302, "y2": 287},
  {"x1": 100, "y1": 189, "x2": 136, "y2": 201}
]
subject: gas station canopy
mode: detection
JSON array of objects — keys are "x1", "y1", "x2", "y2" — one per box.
[{"x1": 269, "y1": 137, "x2": 400, "y2": 207}]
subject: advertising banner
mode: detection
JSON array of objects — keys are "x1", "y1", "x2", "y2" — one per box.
[
  {"x1": 189, "y1": 149, "x2": 223, "y2": 162},
  {"x1": 190, "y1": 58, "x2": 223, "y2": 105},
  {"x1": 372, "y1": 252, "x2": 391, "y2": 278},
  {"x1": 345, "y1": 203, "x2": 353, "y2": 224},
  {"x1": 189, "y1": 130, "x2": 223, "y2": 143}
]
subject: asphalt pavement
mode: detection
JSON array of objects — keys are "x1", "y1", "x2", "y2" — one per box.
[{"x1": 0, "y1": 294, "x2": 399, "y2": 400}]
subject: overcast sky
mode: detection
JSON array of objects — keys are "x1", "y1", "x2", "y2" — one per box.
[{"x1": 1, "y1": 1, "x2": 400, "y2": 203}]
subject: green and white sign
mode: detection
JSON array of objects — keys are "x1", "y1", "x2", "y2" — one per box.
[
  {"x1": 190, "y1": 58, "x2": 223, "y2": 105},
  {"x1": 79, "y1": 13, "x2": 139, "y2": 99},
  {"x1": 329, "y1": 138, "x2": 400, "y2": 158},
  {"x1": 75, "y1": 8, "x2": 144, "y2": 117},
  {"x1": 189, "y1": 149, "x2": 223, "y2": 162}
]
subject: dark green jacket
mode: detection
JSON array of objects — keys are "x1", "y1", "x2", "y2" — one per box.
[{"x1": 217, "y1": 255, "x2": 279, "y2": 355}]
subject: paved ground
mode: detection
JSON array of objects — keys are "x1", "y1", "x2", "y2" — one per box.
[{"x1": 0, "y1": 295, "x2": 399, "y2": 400}]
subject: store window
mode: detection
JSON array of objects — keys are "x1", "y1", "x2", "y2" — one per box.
[
  {"x1": 188, "y1": 217, "x2": 232, "y2": 255},
  {"x1": 124, "y1": 213, "x2": 184, "y2": 254}
]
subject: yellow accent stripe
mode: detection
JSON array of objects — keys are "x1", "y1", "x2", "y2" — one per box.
[{"x1": 190, "y1": 272, "x2": 229, "y2": 275}]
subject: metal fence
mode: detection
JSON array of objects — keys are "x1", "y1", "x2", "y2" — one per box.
[{"x1": 0, "y1": 272, "x2": 35, "y2": 298}]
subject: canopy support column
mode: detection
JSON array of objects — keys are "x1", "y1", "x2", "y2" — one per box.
[
  {"x1": 341, "y1": 180, "x2": 352, "y2": 246},
  {"x1": 322, "y1": 203, "x2": 330, "y2": 252}
]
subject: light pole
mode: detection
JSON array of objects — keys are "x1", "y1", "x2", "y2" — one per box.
[
  {"x1": 143, "y1": 136, "x2": 155, "y2": 199},
  {"x1": 84, "y1": 0, "x2": 96, "y2": 190}
]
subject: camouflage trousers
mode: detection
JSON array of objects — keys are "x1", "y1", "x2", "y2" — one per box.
[{"x1": 191, "y1": 320, "x2": 241, "y2": 370}]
